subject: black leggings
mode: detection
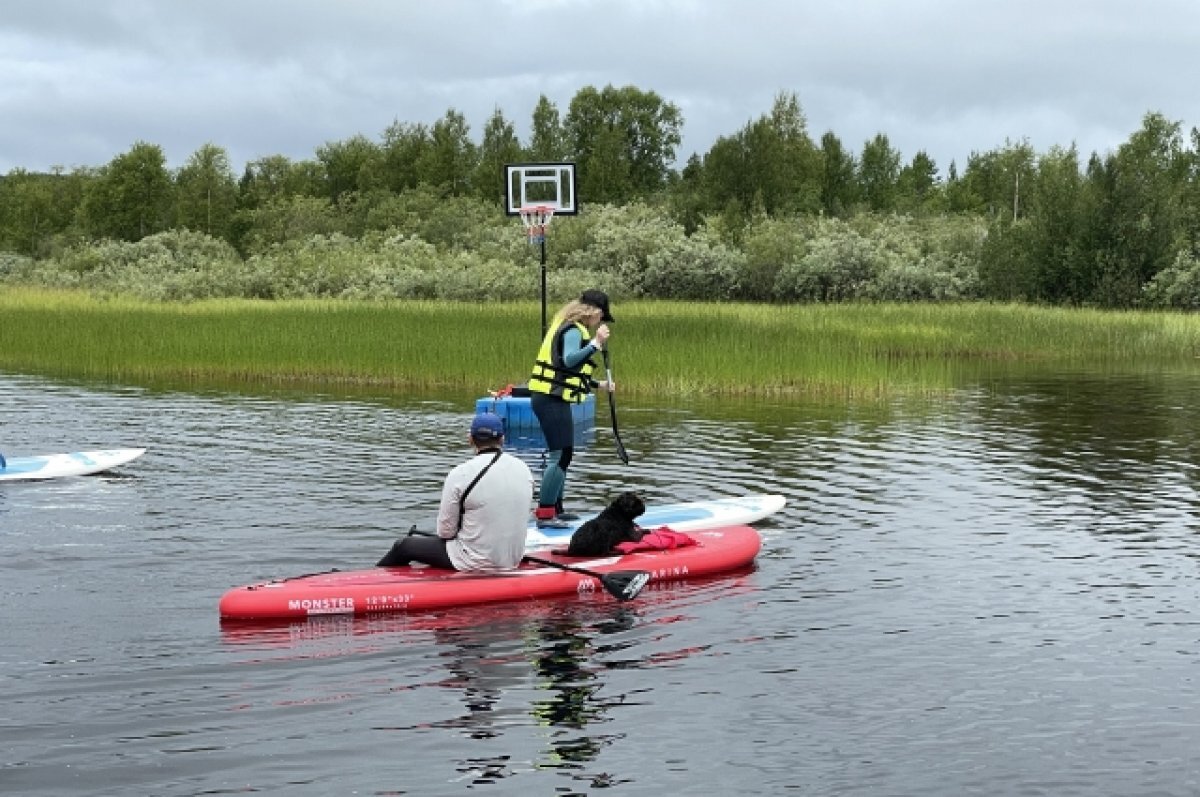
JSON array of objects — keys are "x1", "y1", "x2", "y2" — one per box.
[
  {"x1": 377, "y1": 534, "x2": 455, "y2": 569},
  {"x1": 531, "y1": 392, "x2": 577, "y2": 509},
  {"x1": 531, "y1": 392, "x2": 575, "y2": 450}
]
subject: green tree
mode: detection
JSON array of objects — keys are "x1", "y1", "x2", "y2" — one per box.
[
  {"x1": 700, "y1": 134, "x2": 749, "y2": 220},
  {"x1": 668, "y1": 153, "x2": 707, "y2": 234},
  {"x1": 943, "y1": 159, "x2": 981, "y2": 213},
  {"x1": 1087, "y1": 112, "x2": 1187, "y2": 306},
  {"x1": 377, "y1": 121, "x2": 431, "y2": 193},
  {"x1": 565, "y1": 85, "x2": 682, "y2": 203},
  {"x1": 232, "y1": 156, "x2": 325, "y2": 254},
  {"x1": 585, "y1": 124, "x2": 633, "y2": 203},
  {"x1": 237, "y1": 155, "x2": 325, "y2": 210},
  {"x1": 0, "y1": 167, "x2": 89, "y2": 256},
  {"x1": 895, "y1": 151, "x2": 940, "y2": 214},
  {"x1": 1183, "y1": 126, "x2": 1200, "y2": 254},
  {"x1": 819, "y1": 131, "x2": 858, "y2": 217},
  {"x1": 0, "y1": 170, "x2": 50, "y2": 255},
  {"x1": 747, "y1": 92, "x2": 823, "y2": 215},
  {"x1": 79, "y1": 141, "x2": 173, "y2": 241},
  {"x1": 416, "y1": 109, "x2": 477, "y2": 194},
  {"x1": 978, "y1": 217, "x2": 1037, "y2": 300},
  {"x1": 528, "y1": 95, "x2": 567, "y2": 161},
  {"x1": 316, "y1": 134, "x2": 381, "y2": 202},
  {"x1": 174, "y1": 143, "x2": 238, "y2": 238},
  {"x1": 857, "y1": 133, "x2": 902, "y2": 212},
  {"x1": 238, "y1": 195, "x2": 348, "y2": 255},
  {"x1": 697, "y1": 93, "x2": 822, "y2": 220},
  {"x1": 955, "y1": 141, "x2": 1036, "y2": 219},
  {"x1": 979, "y1": 145, "x2": 1086, "y2": 303},
  {"x1": 473, "y1": 107, "x2": 523, "y2": 204},
  {"x1": 1025, "y1": 145, "x2": 1085, "y2": 302}
]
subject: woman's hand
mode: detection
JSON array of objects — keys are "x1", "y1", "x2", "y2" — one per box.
[
  {"x1": 593, "y1": 324, "x2": 610, "y2": 349},
  {"x1": 597, "y1": 379, "x2": 615, "y2": 392}
]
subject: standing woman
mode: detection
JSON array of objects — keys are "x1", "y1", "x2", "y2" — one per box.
[{"x1": 528, "y1": 289, "x2": 614, "y2": 529}]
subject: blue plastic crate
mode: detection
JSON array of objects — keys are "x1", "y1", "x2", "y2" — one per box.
[{"x1": 474, "y1": 393, "x2": 595, "y2": 440}]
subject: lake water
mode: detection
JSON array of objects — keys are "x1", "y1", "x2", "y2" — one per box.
[{"x1": 3, "y1": 369, "x2": 1200, "y2": 796}]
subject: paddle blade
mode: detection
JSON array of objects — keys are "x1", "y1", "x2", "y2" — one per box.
[
  {"x1": 601, "y1": 570, "x2": 650, "y2": 601},
  {"x1": 611, "y1": 415, "x2": 631, "y2": 465}
]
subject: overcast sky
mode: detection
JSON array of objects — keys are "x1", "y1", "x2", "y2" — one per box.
[{"x1": 3, "y1": 0, "x2": 1198, "y2": 180}]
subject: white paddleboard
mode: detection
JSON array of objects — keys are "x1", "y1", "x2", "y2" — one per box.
[
  {"x1": 0, "y1": 448, "x2": 146, "y2": 482},
  {"x1": 525, "y1": 493, "x2": 786, "y2": 549}
]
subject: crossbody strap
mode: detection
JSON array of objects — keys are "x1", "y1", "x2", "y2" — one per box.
[{"x1": 456, "y1": 450, "x2": 503, "y2": 532}]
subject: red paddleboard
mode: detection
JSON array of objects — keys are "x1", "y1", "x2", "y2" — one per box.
[{"x1": 219, "y1": 524, "x2": 762, "y2": 621}]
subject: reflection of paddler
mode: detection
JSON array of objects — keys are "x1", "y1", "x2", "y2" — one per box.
[
  {"x1": 526, "y1": 615, "x2": 626, "y2": 765},
  {"x1": 532, "y1": 627, "x2": 594, "y2": 729},
  {"x1": 432, "y1": 624, "x2": 533, "y2": 740}
]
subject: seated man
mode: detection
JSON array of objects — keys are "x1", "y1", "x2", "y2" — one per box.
[{"x1": 377, "y1": 413, "x2": 533, "y2": 570}]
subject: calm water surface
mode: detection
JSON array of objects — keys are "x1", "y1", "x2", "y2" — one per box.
[{"x1": 3, "y1": 370, "x2": 1200, "y2": 796}]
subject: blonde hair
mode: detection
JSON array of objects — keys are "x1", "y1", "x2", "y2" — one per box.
[{"x1": 556, "y1": 299, "x2": 603, "y2": 326}]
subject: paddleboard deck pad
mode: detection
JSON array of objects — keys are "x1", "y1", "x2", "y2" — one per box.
[
  {"x1": 219, "y1": 524, "x2": 762, "y2": 620},
  {"x1": 0, "y1": 448, "x2": 146, "y2": 482},
  {"x1": 525, "y1": 493, "x2": 785, "y2": 549}
]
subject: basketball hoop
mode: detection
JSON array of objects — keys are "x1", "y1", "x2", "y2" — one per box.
[{"x1": 519, "y1": 205, "x2": 555, "y2": 245}]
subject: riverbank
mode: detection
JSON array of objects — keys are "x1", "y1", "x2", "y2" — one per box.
[{"x1": 2, "y1": 287, "x2": 1198, "y2": 397}]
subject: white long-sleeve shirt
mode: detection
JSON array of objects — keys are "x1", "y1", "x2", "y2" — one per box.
[{"x1": 436, "y1": 449, "x2": 534, "y2": 571}]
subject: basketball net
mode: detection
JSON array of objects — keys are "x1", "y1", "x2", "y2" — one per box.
[{"x1": 519, "y1": 205, "x2": 555, "y2": 244}]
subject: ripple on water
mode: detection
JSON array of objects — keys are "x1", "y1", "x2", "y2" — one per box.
[{"x1": 5, "y1": 372, "x2": 1200, "y2": 794}]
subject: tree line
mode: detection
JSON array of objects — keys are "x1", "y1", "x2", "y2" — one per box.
[{"x1": 2, "y1": 85, "x2": 1200, "y2": 309}]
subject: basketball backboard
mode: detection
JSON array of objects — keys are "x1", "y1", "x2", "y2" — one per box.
[{"x1": 503, "y1": 162, "x2": 578, "y2": 216}]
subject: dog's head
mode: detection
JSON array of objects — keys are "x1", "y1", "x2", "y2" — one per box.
[{"x1": 610, "y1": 491, "x2": 646, "y2": 520}]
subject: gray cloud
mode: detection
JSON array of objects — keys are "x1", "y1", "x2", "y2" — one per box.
[{"x1": 2, "y1": 0, "x2": 1198, "y2": 177}]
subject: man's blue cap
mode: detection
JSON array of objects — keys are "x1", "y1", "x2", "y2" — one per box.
[{"x1": 470, "y1": 413, "x2": 505, "y2": 441}]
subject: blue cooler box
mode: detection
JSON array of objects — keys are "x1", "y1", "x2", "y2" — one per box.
[{"x1": 474, "y1": 391, "x2": 595, "y2": 439}]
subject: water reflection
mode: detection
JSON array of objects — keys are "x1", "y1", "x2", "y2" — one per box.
[
  {"x1": 11, "y1": 367, "x2": 1200, "y2": 795},
  {"x1": 528, "y1": 615, "x2": 616, "y2": 764},
  {"x1": 216, "y1": 579, "x2": 754, "y2": 791},
  {"x1": 432, "y1": 625, "x2": 530, "y2": 741}
]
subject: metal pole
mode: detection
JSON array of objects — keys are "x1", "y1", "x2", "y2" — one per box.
[{"x1": 540, "y1": 236, "x2": 548, "y2": 337}]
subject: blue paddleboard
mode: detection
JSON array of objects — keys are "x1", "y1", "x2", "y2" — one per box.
[
  {"x1": 525, "y1": 493, "x2": 786, "y2": 549},
  {"x1": 0, "y1": 448, "x2": 146, "y2": 482}
]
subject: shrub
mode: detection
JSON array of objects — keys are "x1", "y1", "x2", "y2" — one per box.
[
  {"x1": 739, "y1": 217, "x2": 816, "y2": 301},
  {"x1": 774, "y1": 220, "x2": 882, "y2": 301},
  {"x1": 1142, "y1": 250, "x2": 1200, "y2": 309},
  {"x1": 638, "y1": 234, "x2": 743, "y2": 300},
  {"x1": 0, "y1": 251, "x2": 34, "y2": 279},
  {"x1": 561, "y1": 203, "x2": 687, "y2": 281}
]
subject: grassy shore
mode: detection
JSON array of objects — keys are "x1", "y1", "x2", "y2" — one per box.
[{"x1": 2, "y1": 287, "x2": 1199, "y2": 397}]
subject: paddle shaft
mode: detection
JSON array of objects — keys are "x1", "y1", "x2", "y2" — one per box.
[
  {"x1": 405, "y1": 528, "x2": 648, "y2": 600},
  {"x1": 407, "y1": 527, "x2": 618, "y2": 580},
  {"x1": 523, "y1": 552, "x2": 620, "y2": 581},
  {"x1": 601, "y1": 348, "x2": 630, "y2": 464}
]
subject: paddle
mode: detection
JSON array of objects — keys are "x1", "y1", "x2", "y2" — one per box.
[
  {"x1": 406, "y1": 528, "x2": 649, "y2": 601},
  {"x1": 601, "y1": 348, "x2": 630, "y2": 465},
  {"x1": 523, "y1": 553, "x2": 650, "y2": 601}
]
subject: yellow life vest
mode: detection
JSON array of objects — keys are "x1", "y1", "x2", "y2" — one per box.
[{"x1": 528, "y1": 317, "x2": 597, "y2": 403}]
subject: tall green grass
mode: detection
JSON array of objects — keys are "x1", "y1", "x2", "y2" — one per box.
[{"x1": 3, "y1": 288, "x2": 1200, "y2": 397}]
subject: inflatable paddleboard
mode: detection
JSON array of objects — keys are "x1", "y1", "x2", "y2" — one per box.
[
  {"x1": 525, "y1": 493, "x2": 785, "y2": 549},
  {"x1": 0, "y1": 448, "x2": 146, "y2": 482},
  {"x1": 219, "y1": 524, "x2": 762, "y2": 620}
]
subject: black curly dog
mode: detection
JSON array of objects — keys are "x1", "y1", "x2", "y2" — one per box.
[{"x1": 566, "y1": 492, "x2": 647, "y2": 556}]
